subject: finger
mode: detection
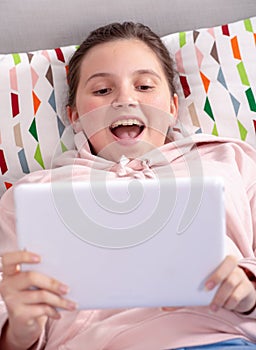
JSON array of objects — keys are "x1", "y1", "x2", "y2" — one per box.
[
  {"x1": 209, "y1": 267, "x2": 244, "y2": 311},
  {"x1": 223, "y1": 282, "x2": 249, "y2": 311},
  {"x1": 2, "y1": 270, "x2": 69, "y2": 296},
  {"x1": 22, "y1": 290, "x2": 77, "y2": 311},
  {"x1": 2, "y1": 263, "x2": 21, "y2": 276},
  {"x1": 2, "y1": 250, "x2": 41, "y2": 265},
  {"x1": 27, "y1": 305, "x2": 61, "y2": 321},
  {"x1": 2, "y1": 251, "x2": 40, "y2": 275},
  {"x1": 205, "y1": 255, "x2": 238, "y2": 291},
  {"x1": 9, "y1": 303, "x2": 62, "y2": 323},
  {"x1": 160, "y1": 307, "x2": 180, "y2": 312},
  {"x1": 224, "y1": 281, "x2": 256, "y2": 313},
  {"x1": 4, "y1": 289, "x2": 77, "y2": 312}
]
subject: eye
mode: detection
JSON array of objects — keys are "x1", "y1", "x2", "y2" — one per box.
[
  {"x1": 136, "y1": 85, "x2": 154, "y2": 91},
  {"x1": 93, "y1": 88, "x2": 112, "y2": 96}
]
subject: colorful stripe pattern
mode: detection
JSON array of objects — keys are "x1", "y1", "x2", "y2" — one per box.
[
  {"x1": 0, "y1": 46, "x2": 77, "y2": 196},
  {"x1": 163, "y1": 16, "x2": 256, "y2": 146}
]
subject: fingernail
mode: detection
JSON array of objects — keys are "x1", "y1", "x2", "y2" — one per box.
[
  {"x1": 205, "y1": 281, "x2": 215, "y2": 291},
  {"x1": 32, "y1": 255, "x2": 40, "y2": 262},
  {"x1": 67, "y1": 301, "x2": 77, "y2": 310},
  {"x1": 59, "y1": 284, "x2": 69, "y2": 294}
]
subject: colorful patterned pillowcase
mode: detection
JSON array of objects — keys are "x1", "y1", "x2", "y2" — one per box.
[
  {"x1": 0, "y1": 46, "x2": 77, "y2": 197},
  {"x1": 162, "y1": 16, "x2": 256, "y2": 147}
]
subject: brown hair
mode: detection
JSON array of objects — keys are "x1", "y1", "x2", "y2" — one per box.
[{"x1": 67, "y1": 22, "x2": 177, "y2": 107}]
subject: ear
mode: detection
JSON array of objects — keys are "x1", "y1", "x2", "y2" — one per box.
[
  {"x1": 67, "y1": 105, "x2": 82, "y2": 133},
  {"x1": 169, "y1": 93, "x2": 178, "y2": 124}
]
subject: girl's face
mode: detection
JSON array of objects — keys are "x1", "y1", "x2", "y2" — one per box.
[{"x1": 68, "y1": 39, "x2": 178, "y2": 161}]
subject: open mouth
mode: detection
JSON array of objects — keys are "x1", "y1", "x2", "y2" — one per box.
[{"x1": 109, "y1": 119, "x2": 145, "y2": 140}]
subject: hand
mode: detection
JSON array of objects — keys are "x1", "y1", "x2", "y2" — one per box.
[
  {"x1": 205, "y1": 255, "x2": 256, "y2": 314},
  {"x1": 0, "y1": 250, "x2": 77, "y2": 349}
]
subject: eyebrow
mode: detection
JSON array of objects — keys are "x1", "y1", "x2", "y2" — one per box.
[
  {"x1": 85, "y1": 72, "x2": 112, "y2": 85},
  {"x1": 134, "y1": 69, "x2": 162, "y2": 81},
  {"x1": 85, "y1": 69, "x2": 162, "y2": 85}
]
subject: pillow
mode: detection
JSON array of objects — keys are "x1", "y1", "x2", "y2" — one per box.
[
  {"x1": 162, "y1": 16, "x2": 256, "y2": 147},
  {"x1": 1, "y1": 16, "x2": 256, "y2": 197},
  {"x1": 0, "y1": 45, "x2": 77, "y2": 197}
]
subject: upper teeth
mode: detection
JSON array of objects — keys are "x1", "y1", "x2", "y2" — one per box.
[{"x1": 111, "y1": 119, "x2": 143, "y2": 128}]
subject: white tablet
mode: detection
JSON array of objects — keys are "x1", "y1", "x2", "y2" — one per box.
[{"x1": 14, "y1": 177, "x2": 226, "y2": 309}]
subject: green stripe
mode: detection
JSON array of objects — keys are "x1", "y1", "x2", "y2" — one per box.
[
  {"x1": 244, "y1": 18, "x2": 253, "y2": 33},
  {"x1": 61, "y1": 141, "x2": 68, "y2": 153},
  {"x1": 34, "y1": 144, "x2": 45, "y2": 169},
  {"x1": 245, "y1": 88, "x2": 256, "y2": 112},
  {"x1": 29, "y1": 118, "x2": 38, "y2": 142},
  {"x1": 179, "y1": 32, "x2": 186, "y2": 48},
  {"x1": 12, "y1": 53, "x2": 21, "y2": 65},
  {"x1": 204, "y1": 97, "x2": 214, "y2": 121},
  {"x1": 237, "y1": 120, "x2": 248, "y2": 141},
  {"x1": 212, "y1": 123, "x2": 218, "y2": 136},
  {"x1": 237, "y1": 62, "x2": 250, "y2": 86}
]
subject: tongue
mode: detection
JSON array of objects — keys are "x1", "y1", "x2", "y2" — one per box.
[{"x1": 112, "y1": 125, "x2": 141, "y2": 139}]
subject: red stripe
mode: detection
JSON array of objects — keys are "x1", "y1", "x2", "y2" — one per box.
[
  {"x1": 0, "y1": 149, "x2": 8, "y2": 174},
  {"x1": 55, "y1": 48, "x2": 65, "y2": 63},
  {"x1": 11, "y1": 92, "x2": 19, "y2": 117},
  {"x1": 222, "y1": 24, "x2": 230, "y2": 36},
  {"x1": 180, "y1": 76, "x2": 191, "y2": 98}
]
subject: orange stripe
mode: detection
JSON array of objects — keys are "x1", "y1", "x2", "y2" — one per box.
[
  {"x1": 200, "y1": 72, "x2": 210, "y2": 93},
  {"x1": 32, "y1": 91, "x2": 41, "y2": 115},
  {"x1": 4, "y1": 182, "x2": 13, "y2": 190},
  {"x1": 231, "y1": 36, "x2": 241, "y2": 60}
]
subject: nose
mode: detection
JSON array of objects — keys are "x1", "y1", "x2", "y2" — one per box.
[
  {"x1": 111, "y1": 87, "x2": 138, "y2": 109},
  {"x1": 112, "y1": 100, "x2": 138, "y2": 109}
]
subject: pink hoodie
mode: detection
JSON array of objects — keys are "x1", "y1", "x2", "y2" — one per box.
[{"x1": 0, "y1": 133, "x2": 256, "y2": 350}]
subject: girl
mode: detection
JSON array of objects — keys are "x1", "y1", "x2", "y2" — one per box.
[{"x1": 0, "y1": 22, "x2": 256, "y2": 350}]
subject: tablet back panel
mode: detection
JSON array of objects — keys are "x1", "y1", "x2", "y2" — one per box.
[{"x1": 14, "y1": 177, "x2": 225, "y2": 309}]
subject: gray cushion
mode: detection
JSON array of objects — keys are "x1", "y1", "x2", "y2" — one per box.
[{"x1": 1, "y1": 0, "x2": 256, "y2": 53}]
